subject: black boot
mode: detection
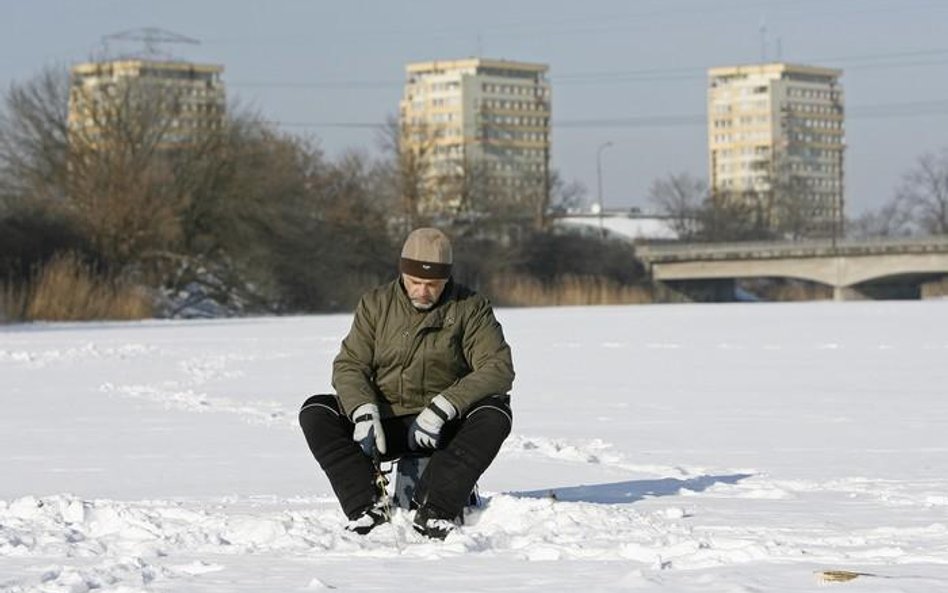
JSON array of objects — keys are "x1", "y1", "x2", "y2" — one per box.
[
  {"x1": 345, "y1": 498, "x2": 390, "y2": 535},
  {"x1": 412, "y1": 504, "x2": 457, "y2": 540}
]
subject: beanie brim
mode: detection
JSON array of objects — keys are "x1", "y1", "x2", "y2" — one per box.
[{"x1": 399, "y1": 257, "x2": 452, "y2": 279}]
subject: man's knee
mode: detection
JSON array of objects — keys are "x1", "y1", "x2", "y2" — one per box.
[
  {"x1": 299, "y1": 394, "x2": 344, "y2": 432},
  {"x1": 300, "y1": 393, "x2": 356, "y2": 464},
  {"x1": 465, "y1": 394, "x2": 513, "y2": 435},
  {"x1": 300, "y1": 393, "x2": 341, "y2": 416}
]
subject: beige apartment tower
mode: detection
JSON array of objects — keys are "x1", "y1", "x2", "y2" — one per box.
[
  {"x1": 399, "y1": 58, "x2": 551, "y2": 222},
  {"x1": 708, "y1": 63, "x2": 844, "y2": 237},
  {"x1": 69, "y1": 58, "x2": 225, "y2": 148}
]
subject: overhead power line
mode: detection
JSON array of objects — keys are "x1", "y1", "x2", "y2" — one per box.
[
  {"x1": 233, "y1": 80, "x2": 402, "y2": 90},
  {"x1": 230, "y1": 47, "x2": 948, "y2": 91},
  {"x1": 275, "y1": 121, "x2": 384, "y2": 129},
  {"x1": 266, "y1": 98, "x2": 948, "y2": 131}
]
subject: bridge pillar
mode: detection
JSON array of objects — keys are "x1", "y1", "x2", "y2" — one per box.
[
  {"x1": 833, "y1": 286, "x2": 868, "y2": 301},
  {"x1": 921, "y1": 277, "x2": 948, "y2": 299}
]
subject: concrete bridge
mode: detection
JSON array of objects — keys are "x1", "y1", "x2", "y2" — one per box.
[{"x1": 636, "y1": 236, "x2": 948, "y2": 301}]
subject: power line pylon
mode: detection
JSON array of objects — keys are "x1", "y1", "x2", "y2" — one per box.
[{"x1": 102, "y1": 27, "x2": 200, "y2": 61}]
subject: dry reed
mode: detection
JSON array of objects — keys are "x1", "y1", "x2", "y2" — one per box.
[
  {"x1": 1, "y1": 253, "x2": 153, "y2": 322},
  {"x1": 0, "y1": 281, "x2": 29, "y2": 322},
  {"x1": 489, "y1": 273, "x2": 652, "y2": 307}
]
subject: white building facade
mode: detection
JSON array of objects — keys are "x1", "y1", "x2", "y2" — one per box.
[
  {"x1": 708, "y1": 63, "x2": 844, "y2": 237},
  {"x1": 69, "y1": 59, "x2": 225, "y2": 148},
  {"x1": 400, "y1": 58, "x2": 551, "y2": 221}
]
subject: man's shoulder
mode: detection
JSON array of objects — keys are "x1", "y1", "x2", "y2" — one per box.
[
  {"x1": 357, "y1": 278, "x2": 401, "y2": 309},
  {"x1": 448, "y1": 281, "x2": 493, "y2": 310},
  {"x1": 365, "y1": 278, "x2": 400, "y2": 297}
]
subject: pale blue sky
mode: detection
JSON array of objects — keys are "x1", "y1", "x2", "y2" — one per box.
[{"x1": 2, "y1": 0, "x2": 946, "y2": 215}]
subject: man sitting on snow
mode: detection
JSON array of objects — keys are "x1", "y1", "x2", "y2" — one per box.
[{"x1": 299, "y1": 227, "x2": 515, "y2": 539}]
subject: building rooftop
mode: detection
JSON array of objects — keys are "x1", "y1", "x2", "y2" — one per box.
[
  {"x1": 406, "y1": 57, "x2": 549, "y2": 75},
  {"x1": 708, "y1": 62, "x2": 842, "y2": 79},
  {"x1": 72, "y1": 58, "x2": 223, "y2": 76}
]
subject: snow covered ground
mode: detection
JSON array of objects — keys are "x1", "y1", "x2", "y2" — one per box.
[{"x1": 2, "y1": 301, "x2": 947, "y2": 592}]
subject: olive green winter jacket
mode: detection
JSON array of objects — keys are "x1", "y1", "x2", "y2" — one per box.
[{"x1": 332, "y1": 278, "x2": 514, "y2": 418}]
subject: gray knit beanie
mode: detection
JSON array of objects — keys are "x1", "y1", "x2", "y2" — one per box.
[{"x1": 399, "y1": 228, "x2": 453, "y2": 279}]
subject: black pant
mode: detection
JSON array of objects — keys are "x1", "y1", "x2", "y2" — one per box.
[{"x1": 299, "y1": 393, "x2": 512, "y2": 520}]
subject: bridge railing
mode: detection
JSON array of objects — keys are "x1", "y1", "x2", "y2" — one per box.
[{"x1": 636, "y1": 235, "x2": 948, "y2": 262}]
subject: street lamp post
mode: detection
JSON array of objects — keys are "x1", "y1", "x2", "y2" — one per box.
[{"x1": 596, "y1": 141, "x2": 614, "y2": 238}]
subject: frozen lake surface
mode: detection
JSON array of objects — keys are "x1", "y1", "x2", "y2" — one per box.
[{"x1": 2, "y1": 301, "x2": 947, "y2": 592}]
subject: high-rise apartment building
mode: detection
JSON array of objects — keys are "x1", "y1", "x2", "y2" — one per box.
[
  {"x1": 69, "y1": 58, "x2": 225, "y2": 148},
  {"x1": 708, "y1": 63, "x2": 844, "y2": 237},
  {"x1": 399, "y1": 58, "x2": 551, "y2": 222}
]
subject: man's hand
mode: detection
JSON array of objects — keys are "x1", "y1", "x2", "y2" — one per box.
[
  {"x1": 352, "y1": 403, "x2": 386, "y2": 457},
  {"x1": 409, "y1": 395, "x2": 457, "y2": 450}
]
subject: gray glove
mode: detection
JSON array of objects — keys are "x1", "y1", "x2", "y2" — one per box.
[
  {"x1": 352, "y1": 403, "x2": 386, "y2": 457},
  {"x1": 409, "y1": 395, "x2": 457, "y2": 450}
]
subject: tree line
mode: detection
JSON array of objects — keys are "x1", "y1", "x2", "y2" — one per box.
[{"x1": 0, "y1": 66, "x2": 642, "y2": 321}]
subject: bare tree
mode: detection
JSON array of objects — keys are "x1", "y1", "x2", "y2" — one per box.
[
  {"x1": 847, "y1": 197, "x2": 914, "y2": 239},
  {"x1": 261, "y1": 145, "x2": 395, "y2": 311},
  {"x1": 897, "y1": 149, "x2": 948, "y2": 235},
  {"x1": 2, "y1": 65, "x2": 408, "y2": 315},
  {"x1": 548, "y1": 169, "x2": 586, "y2": 213},
  {"x1": 66, "y1": 79, "x2": 188, "y2": 266},
  {"x1": 771, "y1": 174, "x2": 815, "y2": 240},
  {"x1": 0, "y1": 66, "x2": 70, "y2": 206},
  {"x1": 647, "y1": 172, "x2": 705, "y2": 239},
  {"x1": 0, "y1": 67, "x2": 192, "y2": 277},
  {"x1": 377, "y1": 115, "x2": 440, "y2": 233},
  {"x1": 382, "y1": 110, "x2": 557, "y2": 238},
  {"x1": 696, "y1": 189, "x2": 774, "y2": 242},
  {"x1": 771, "y1": 108, "x2": 828, "y2": 240},
  {"x1": 1, "y1": 67, "x2": 302, "y2": 306},
  {"x1": 444, "y1": 154, "x2": 488, "y2": 223}
]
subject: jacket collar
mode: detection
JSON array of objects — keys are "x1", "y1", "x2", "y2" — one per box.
[{"x1": 395, "y1": 277, "x2": 456, "y2": 327}]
